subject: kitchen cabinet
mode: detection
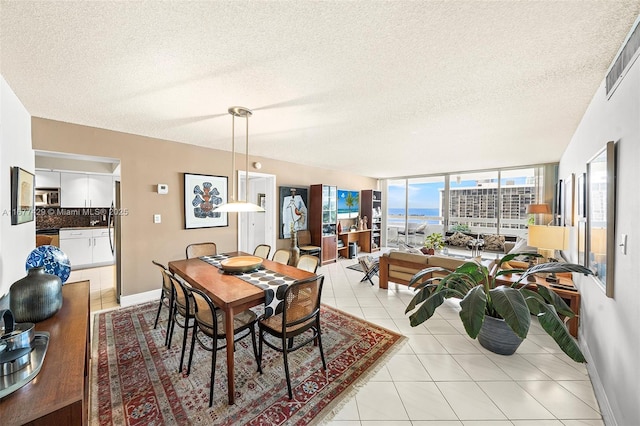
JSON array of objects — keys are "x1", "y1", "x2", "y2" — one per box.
[
  {"x1": 60, "y1": 228, "x2": 113, "y2": 269},
  {"x1": 60, "y1": 173, "x2": 113, "y2": 208},
  {"x1": 35, "y1": 170, "x2": 61, "y2": 188}
]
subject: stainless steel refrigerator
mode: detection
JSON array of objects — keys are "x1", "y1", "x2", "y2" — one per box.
[{"x1": 108, "y1": 181, "x2": 122, "y2": 303}]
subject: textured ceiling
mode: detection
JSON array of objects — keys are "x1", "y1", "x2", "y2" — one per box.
[{"x1": 1, "y1": 1, "x2": 639, "y2": 178}]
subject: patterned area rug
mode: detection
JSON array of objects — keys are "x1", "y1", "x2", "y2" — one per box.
[{"x1": 91, "y1": 301, "x2": 406, "y2": 425}]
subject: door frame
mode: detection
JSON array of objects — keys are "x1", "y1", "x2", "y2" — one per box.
[{"x1": 237, "y1": 171, "x2": 277, "y2": 254}]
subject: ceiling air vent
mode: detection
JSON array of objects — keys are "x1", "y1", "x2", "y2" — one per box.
[{"x1": 606, "y1": 22, "x2": 640, "y2": 96}]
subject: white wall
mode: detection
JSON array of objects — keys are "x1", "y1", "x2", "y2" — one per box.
[
  {"x1": 0, "y1": 75, "x2": 35, "y2": 298},
  {"x1": 558, "y1": 29, "x2": 640, "y2": 425}
]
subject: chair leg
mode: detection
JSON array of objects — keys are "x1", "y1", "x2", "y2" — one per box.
[
  {"x1": 257, "y1": 328, "x2": 264, "y2": 372},
  {"x1": 154, "y1": 290, "x2": 164, "y2": 329},
  {"x1": 316, "y1": 321, "x2": 327, "y2": 370},
  {"x1": 186, "y1": 323, "x2": 197, "y2": 376},
  {"x1": 282, "y1": 336, "x2": 293, "y2": 399},
  {"x1": 209, "y1": 341, "x2": 217, "y2": 407},
  {"x1": 166, "y1": 306, "x2": 176, "y2": 349},
  {"x1": 178, "y1": 319, "x2": 191, "y2": 373},
  {"x1": 250, "y1": 325, "x2": 262, "y2": 374}
]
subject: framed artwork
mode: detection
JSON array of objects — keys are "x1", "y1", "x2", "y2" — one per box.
[
  {"x1": 576, "y1": 172, "x2": 586, "y2": 219},
  {"x1": 563, "y1": 173, "x2": 574, "y2": 227},
  {"x1": 257, "y1": 193, "x2": 266, "y2": 209},
  {"x1": 11, "y1": 167, "x2": 35, "y2": 225},
  {"x1": 555, "y1": 179, "x2": 564, "y2": 226},
  {"x1": 279, "y1": 186, "x2": 308, "y2": 239},
  {"x1": 337, "y1": 189, "x2": 360, "y2": 219},
  {"x1": 577, "y1": 219, "x2": 586, "y2": 266},
  {"x1": 184, "y1": 173, "x2": 228, "y2": 229},
  {"x1": 586, "y1": 141, "x2": 616, "y2": 297}
]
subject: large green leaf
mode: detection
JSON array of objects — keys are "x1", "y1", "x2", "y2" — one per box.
[
  {"x1": 536, "y1": 304, "x2": 586, "y2": 363},
  {"x1": 536, "y1": 285, "x2": 574, "y2": 318},
  {"x1": 489, "y1": 286, "x2": 530, "y2": 339},
  {"x1": 520, "y1": 263, "x2": 592, "y2": 282},
  {"x1": 405, "y1": 283, "x2": 438, "y2": 313},
  {"x1": 459, "y1": 285, "x2": 487, "y2": 338},
  {"x1": 408, "y1": 291, "x2": 446, "y2": 326},
  {"x1": 408, "y1": 267, "x2": 450, "y2": 288}
]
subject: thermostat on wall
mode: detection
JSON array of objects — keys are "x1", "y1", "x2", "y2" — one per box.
[{"x1": 157, "y1": 184, "x2": 169, "y2": 194}]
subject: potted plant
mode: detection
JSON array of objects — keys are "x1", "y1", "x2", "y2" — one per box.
[
  {"x1": 405, "y1": 253, "x2": 593, "y2": 362},
  {"x1": 421, "y1": 233, "x2": 445, "y2": 255}
]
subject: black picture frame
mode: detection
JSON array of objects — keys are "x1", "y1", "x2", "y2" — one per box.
[
  {"x1": 586, "y1": 141, "x2": 616, "y2": 297},
  {"x1": 577, "y1": 172, "x2": 586, "y2": 219},
  {"x1": 279, "y1": 186, "x2": 308, "y2": 239},
  {"x1": 555, "y1": 179, "x2": 564, "y2": 226},
  {"x1": 184, "y1": 173, "x2": 228, "y2": 229},
  {"x1": 11, "y1": 167, "x2": 35, "y2": 225}
]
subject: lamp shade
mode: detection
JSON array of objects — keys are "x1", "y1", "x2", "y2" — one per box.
[
  {"x1": 527, "y1": 225, "x2": 569, "y2": 251},
  {"x1": 526, "y1": 203, "x2": 551, "y2": 214}
]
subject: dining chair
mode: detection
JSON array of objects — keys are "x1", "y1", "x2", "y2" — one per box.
[
  {"x1": 271, "y1": 249, "x2": 291, "y2": 265},
  {"x1": 186, "y1": 242, "x2": 217, "y2": 259},
  {"x1": 152, "y1": 261, "x2": 173, "y2": 337},
  {"x1": 297, "y1": 229, "x2": 321, "y2": 260},
  {"x1": 253, "y1": 244, "x2": 271, "y2": 259},
  {"x1": 296, "y1": 254, "x2": 319, "y2": 273},
  {"x1": 258, "y1": 275, "x2": 326, "y2": 399},
  {"x1": 164, "y1": 270, "x2": 196, "y2": 373},
  {"x1": 186, "y1": 286, "x2": 262, "y2": 407}
]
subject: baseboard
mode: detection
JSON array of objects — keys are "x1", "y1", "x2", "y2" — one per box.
[
  {"x1": 120, "y1": 289, "x2": 160, "y2": 308},
  {"x1": 579, "y1": 329, "x2": 616, "y2": 425}
]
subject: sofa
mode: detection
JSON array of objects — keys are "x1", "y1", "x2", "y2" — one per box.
[{"x1": 378, "y1": 251, "x2": 471, "y2": 289}]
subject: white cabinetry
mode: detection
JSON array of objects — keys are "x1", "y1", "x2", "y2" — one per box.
[
  {"x1": 60, "y1": 228, "x2": 114, "y2": 269},
  {"x1": 35, "y1": 171, "x2": 61, "y2": 188},
  {"x1": 60, "y1": 173, "x2": 113, "y2": 207}
]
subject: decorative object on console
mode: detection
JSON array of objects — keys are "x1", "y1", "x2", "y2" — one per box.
[
  {"x1": 25, "y1": 245, "x2": 71, "y2": 284},
  {"x1": 527, "y1": 225, "x2": 569, "y2": 283},
  {"x1": 10, "y1": 266, "x2": 62, "y2": 322},
  {"x1": 421, "y1": 233, "x2": 445, "y2": 255},
  {"x1": 406, "y1": 254, "x2": 592, "y2": 361},
  {"x1": 288, "y1": 223, "x2": 300, "y2": 267}
]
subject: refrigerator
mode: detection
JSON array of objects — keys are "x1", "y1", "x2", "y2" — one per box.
[{"x1": 108, "y1": 180, "x2": 122, "y2": 303}]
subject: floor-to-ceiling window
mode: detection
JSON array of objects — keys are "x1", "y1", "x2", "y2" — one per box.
[{"x1": 385, "y1": 165, "x2": 550, "y2": 246}]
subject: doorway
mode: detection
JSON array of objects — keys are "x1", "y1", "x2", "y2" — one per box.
[{"x1": 237, "y1": 171, "x2": 277, "y2": 254}]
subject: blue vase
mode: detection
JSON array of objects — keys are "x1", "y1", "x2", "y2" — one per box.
[{"x1": 25, "y1": 245, "x2": 71, "y2": 284}]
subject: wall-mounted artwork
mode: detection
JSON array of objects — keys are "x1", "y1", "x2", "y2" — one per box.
[
  {"x1": 564, "y1": 173, "x2": 575, "y2": 227},
  {"x1": 586, "y1": 141, "x2": 616, "y2": 297},
  {"x1": 279, "y1": 186, "x2": 308, "y2": 239},
  {"x1": 184, "y1": 173, "x2": 228, "y2": 229},
  {"x1": 576, "y1": 172, "x2": 586, "y2": 219},
  {"x1": 11, "y1": 167, "x2": 35, "y2": 225},
  {"x1": 337, "y1": 189, "x2": 359, "y2": 219}
]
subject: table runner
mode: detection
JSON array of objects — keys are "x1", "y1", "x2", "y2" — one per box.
[{"x1": 199, "y1": 254, "x2": 297, "y2": 317}]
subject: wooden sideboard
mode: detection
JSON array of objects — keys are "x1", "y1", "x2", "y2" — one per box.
[
  {"x1": 338, "y1": 229, "x2": 372, "y2": 258},
  {"x1": 492, "y1": 272, "x2": 580, "y2": 338},
  {"x1": 0, "y1": 280, "x2": 90, "y2": 425}
]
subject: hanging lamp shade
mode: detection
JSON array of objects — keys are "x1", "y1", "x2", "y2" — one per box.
[{"x1": 214, "y1": 106, "x2": 265, "y2": 213}]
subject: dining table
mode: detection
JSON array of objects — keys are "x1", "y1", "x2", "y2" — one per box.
[{"x1": 168, "y1": 251, "x2": 314, "y2": 405}]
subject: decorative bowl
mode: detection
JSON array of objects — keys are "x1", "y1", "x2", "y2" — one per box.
[{"x1": 219, "y1": 256, "x2": 263, "y2": 273}]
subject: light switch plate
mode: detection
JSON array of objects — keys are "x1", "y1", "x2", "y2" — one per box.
[
  {"x1": 620, "y1": 234, "x2": 627, "y2": 254},
  {"x1": 154, "y1": 214, "x2": 161, "y2": 224}
]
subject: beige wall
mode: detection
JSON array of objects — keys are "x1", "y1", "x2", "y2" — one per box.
[{"x1": 31, "y1": 118, "x2": 377, "y2": 297}]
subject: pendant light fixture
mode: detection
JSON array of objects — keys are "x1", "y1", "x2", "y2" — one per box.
[{"x1": 214, "y1": 106, "x2": 265, "y2": 213}]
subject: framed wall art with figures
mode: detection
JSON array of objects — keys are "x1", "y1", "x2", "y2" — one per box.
[{"x1": 184, "y1": 173, "x2": 228, "y2": 229}]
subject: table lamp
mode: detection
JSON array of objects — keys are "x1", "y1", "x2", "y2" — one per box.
[
  {"x1": 527, "y1": 225, "x2": 569, "y2": 283},
  {"x1": 526, "y1": 203, "x2": 551, "y2": 225}
]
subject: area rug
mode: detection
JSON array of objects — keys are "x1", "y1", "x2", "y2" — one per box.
[
  {"x1": 91, "y1": 301, "x2": 406, "y2": 425},
  {"x1": 346, "y1": 263, "x2": 363, "y2": 272}
]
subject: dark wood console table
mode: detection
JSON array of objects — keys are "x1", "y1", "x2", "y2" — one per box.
[{"x1": 0, "y1": 280, "x2": 90, "y2": 425}]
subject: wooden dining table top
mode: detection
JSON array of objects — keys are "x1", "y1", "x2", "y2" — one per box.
[{"x1": 168, "y1": 251, "x2": 314, "y2": 309}]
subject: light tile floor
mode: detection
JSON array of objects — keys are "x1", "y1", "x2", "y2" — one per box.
[
  {"x1": 318, "y1": 253, "x2": 602, "y2": 426},
  {"x1": 68, "y1": 265, "x2": 119, "y2": 313},
  {"x1": 80, "y1": 254, "x2": 603, "y2": 425}
]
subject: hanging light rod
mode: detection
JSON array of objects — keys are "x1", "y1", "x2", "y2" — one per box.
[{"x1": 214, "y1": 106, "x2": 265, "y2": 213}]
